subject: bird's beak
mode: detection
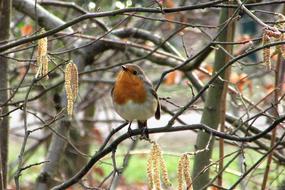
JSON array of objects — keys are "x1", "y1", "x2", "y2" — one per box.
[{"x1": 121, "y1": 65, "x2": 128, "y2": 71}]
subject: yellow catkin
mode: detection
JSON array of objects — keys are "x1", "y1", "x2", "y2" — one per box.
[
  {"x1": 147, "y1": 142, "x2": 171, "y2": 190},
  {"x1": 265, "y1": 29, "x2": 281, "y2": 39},
  {"x1": 65, "y1": 65, "x2": 73, "y2": 115},
  {"x1": 36, "y1": 29, "x2": 48, "y2": 79},
  {"x1": 153, "y1": 144, "x2": 161, "y2": 190},
  {"x1": 38, "y1": 31, "x2": 47, "y2": 56},
  {"x1": 156, "y1": 144, "x2": 171, "y2": 187},
  {"x1": 70, "y1": 63, "x2": 78, "y2": 99},
  {"x1": 275, "y1": 35, "x2": 282, "y2": 54},
  {"x1": 277, "y1": 14, "x2": 285, "y2": 29},
  {"x1": 280, "y1": 34, "x2": 285, "y2": 59},
  {"x1": 41, "y1": 55, "x2": 49, "y2": 80},
  {"x1": 262, "y1": 32, "x2": 271, "y2": 70},
  {"x1": 177, "y1": 155, "x2": 184, "y2": 190},
  {"x1": 147, "y1": 146, "x2": 155, "y2": 189},
  {"x1": 183, "y1": 154, "x2": 193, "y2": 190},
  {"x1": 65, "y1": 62, "x2": 78, "y2": 116},
  {"x1": 67, "y1": 99, "x2": 73, "y2": 116},
  {"x1": 274, "y1": 14, "x2": 285, "y2": 55}
]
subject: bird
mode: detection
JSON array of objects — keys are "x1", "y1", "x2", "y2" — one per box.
[{"x1": 111, "y1": 64, "x2": 160, "y2": 139}]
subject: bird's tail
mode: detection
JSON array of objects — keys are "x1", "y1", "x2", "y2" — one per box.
[{"x1": 138, "y1": 120, "x2": 149, "y2": 139}]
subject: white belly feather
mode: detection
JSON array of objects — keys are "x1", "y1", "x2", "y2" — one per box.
[{"x1": 114, "y1": 94, "x2": 157, "y2": 121}]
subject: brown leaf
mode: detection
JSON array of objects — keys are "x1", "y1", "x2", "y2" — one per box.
[
  {"x1": 91, "y1": 127, "x2": 103, "y2": 143},
  {"x1": 165, "y1": 71, "x2": 176, "y2": 85},
  {"x1": 93, "y1": 166, "x2": 105, "y2": 177},
  {"x1": 21, "y1": 25, "x2": 33, "y2": 36}
]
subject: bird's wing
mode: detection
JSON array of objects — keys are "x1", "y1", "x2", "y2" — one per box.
[
  {"x1": 111, "y1": 86, "x2": 114, "y2": 97},
  {"x1": 151, "y1": 89, "x2": 161, "y2": 120}
]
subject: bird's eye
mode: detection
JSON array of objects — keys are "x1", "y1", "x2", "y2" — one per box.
[{"x1": 133, "y1": 70, "x2": 138, "y2": 75}]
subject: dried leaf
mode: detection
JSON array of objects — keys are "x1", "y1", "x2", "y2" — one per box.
[{"x1": 21, "y1": 25, "x2": 33, "y2": 36}]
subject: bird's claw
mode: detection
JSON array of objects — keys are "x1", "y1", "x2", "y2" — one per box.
[{"x1": 139, "y1": 127, "x2": 150, "y2": 140}]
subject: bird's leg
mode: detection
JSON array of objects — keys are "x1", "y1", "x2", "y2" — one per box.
[
  {"x1": 127, "y1": 121, "x2": 136, "y2": 141},
  {"x1": 140, "y1": 127, "x2": 149, "y2": 140},
  {"x1": 138, "y1": 120, "x2": 149, "y2": 140}
]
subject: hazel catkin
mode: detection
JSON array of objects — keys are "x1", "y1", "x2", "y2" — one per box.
[
  {"x1": 36, "y1": 29, "x2": 49, "y2": 79},
  {"x1": 65, "y1": 61, "x2": 78, "y2": 116}
]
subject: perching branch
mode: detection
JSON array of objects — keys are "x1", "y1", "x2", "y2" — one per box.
[{"x1": 52, "y1": 114, "x2": 285, "y2": 189}]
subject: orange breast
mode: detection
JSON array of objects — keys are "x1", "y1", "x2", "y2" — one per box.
[{"x1": 113, "y1": 71, "x2": 147, "y2": 105}]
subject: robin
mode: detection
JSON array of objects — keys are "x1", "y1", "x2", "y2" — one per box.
[{"x1": 111, "y1": 64, "x2": 160, "y2": 138}]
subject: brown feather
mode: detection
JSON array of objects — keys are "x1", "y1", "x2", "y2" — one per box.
[{"x1": 112, "y1": 70, "x2": 147, "y2": 104}]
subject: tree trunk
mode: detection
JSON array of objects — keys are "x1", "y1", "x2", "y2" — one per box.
[
  {"x1": 63, "y1": 104, "x2": 95, "y2": 179},
  {"x1": 35, "y1": 121, "x2": 70, "y2": 190},
  {"x1": 192, "y1": 7, "x2": 235, "y2": 190},
  {"x1": 0, "y1": 0, "x2": 11, "y2": 189}
]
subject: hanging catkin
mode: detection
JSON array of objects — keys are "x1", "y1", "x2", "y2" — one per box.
[
  {"x1": 146, "y1": 142, "x2": 171, "y2": 189},
  {"x1": 262, "y1": 32, "x2": 271, "y2": 70},
  {"x1": 65, "y1": 61, "x2": 78, "y2": 116},
  {"x1": 36, "y1": 29, "x2": 49, "y2": 79},
  {"x1": 177, "y1": 154, "x2": 193, "y2": 190}
]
